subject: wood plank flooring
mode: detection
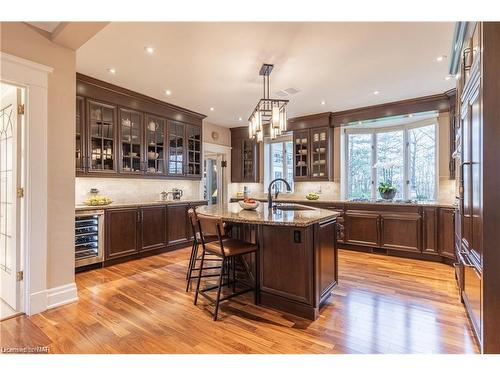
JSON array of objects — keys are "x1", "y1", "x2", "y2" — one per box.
[{"x1": 0, "y1": 249, "x2": 479, "y2": 354}]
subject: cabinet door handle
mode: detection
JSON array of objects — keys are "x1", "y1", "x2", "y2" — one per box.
[{"x1": 136, "y1": 211, "x2": 141, "y2": 222}]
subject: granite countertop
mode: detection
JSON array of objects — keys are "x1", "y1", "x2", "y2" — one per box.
[
  {"x1": 75, "y1": 198, "x2": 207, "y2": 211},
  {"x1": 196, "y1": 202, "x2": 340, "y2": 227},
  {"x1": 231, "y1": 195, "x2": 455, "y2": 208}
]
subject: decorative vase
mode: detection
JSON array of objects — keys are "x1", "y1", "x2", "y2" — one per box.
[{"x1": 380, "y1": 190, "x2": 396, "y2": 200}]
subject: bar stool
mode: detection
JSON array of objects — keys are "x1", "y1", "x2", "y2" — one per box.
[
  {"x1": 185, "y1": 208, "x2": 223, "y2": 292},
  {"x1": 194, "y1": 213, "x2": 258, "y2": 321}
]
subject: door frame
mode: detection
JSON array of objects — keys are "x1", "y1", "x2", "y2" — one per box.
[
  {"x1": 1, "y1": 52, "x2": 52, "y2": 315},
  {"x1": 203, "y1": 142, "x2": 230, "y2": 205}
]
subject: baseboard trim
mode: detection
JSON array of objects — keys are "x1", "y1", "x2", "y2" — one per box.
[{"x1": 46, "y1": 283, "x2": 78, "y2": 310}]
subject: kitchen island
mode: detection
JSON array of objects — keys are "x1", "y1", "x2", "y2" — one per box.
[{"x1": 196, "y1": 202, "x2": 340, "y2": 320}]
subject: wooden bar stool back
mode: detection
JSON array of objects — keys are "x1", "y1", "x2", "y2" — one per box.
[
  {"x1": 185, "y1": 208, "x2": 221, "y2": 292},
  {"x1": 194, "y1": 213, "x2": 258, "y2": 321}
]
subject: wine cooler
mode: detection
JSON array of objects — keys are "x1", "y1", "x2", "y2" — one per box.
[{"x1": 75, "y1": 210, "x2": 104, "y2": 267}]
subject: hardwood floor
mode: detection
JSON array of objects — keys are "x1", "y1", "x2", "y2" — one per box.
[{"x1": 0, "y1": 249, "x2": 479, "y2": 354}]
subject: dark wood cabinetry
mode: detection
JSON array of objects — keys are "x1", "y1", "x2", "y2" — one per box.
[
  {"x1": 314, "y1": 218, "x2": 338, "y2": 304},
  {"x1": 292, "y1": 127, "x2": 332, "y2": 181},
  {"x1": 87, "y1": 100, "x2": 117, "y2": 174},
  {"x1": 102, "y1": 201, "x2": 206, "y2": 264},
  {"x1": 344, "y1": 210, "x2": 379, "y2": 247},
  {"x1": 438, "y1": 208, "x2": 455, "y2": 258},
  {"x1": 139, "y1": 206, "x2": 167, "y2": 253},
  {"x1": 422, "y1": 207, "x2": 438, "y2": 254},
  {"x1": 288, "y1": 112, "x2": 333, "y2": 182},
  {"x1": 106, "y1": 208, "x2": 139, "y2": 260},
  {"x1": 75, "y1": 96, "x2": 85, "y2": 172},
  {"x1": 76, "y1": 74, "x2": 205, "y2": 179},
  {"x1": 231, "y1": 127, "x2": 260, "y2": 183},
  {"x1": 166, "y1": 203, "x2": 191, "y2": 246},
  {"x1": 380, "y1": 212, "x2": 421, "y2": 253},
  {"x1": 119, "y1": 108, "x2": 144, "y2": 175}
]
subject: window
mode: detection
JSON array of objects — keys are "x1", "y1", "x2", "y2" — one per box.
[
  {"x1": 264, "y1": 136, "x2": 294, "y2": 193},
  {"x1": 343, "y1": 121, "x2": 437, "y2": 201}
]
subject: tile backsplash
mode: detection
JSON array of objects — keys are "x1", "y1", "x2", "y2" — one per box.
[{"x1": 75, "y1": 177, "x2": 202, "y2": 204}]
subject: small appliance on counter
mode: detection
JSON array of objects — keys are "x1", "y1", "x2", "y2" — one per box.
[{"x1": 159, "y1": 188, "x2": 184, "y2": 201}]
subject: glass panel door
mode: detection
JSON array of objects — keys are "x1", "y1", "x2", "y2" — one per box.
[
  {"x1": 294, "y1": 130, "x2": 309, "y2": 179},
  {"x1": 119, "y1": 109, "x2": 143, "y2": 174},
  {"x1": 186, "y1": 125, "x2": 201, "y2": 176},
  {"x1": 75, "y1": 97, "x2": 85, "y2": 171},
  {"x1": 168, "y1": 121, "x2": 184, "y2": 175},
  {"x1": 242, "y1": 139, "x2": 255, "y2": 180},
  {"x1": 0, "y1": 83, "x2": 22, "y2": 313},
  {"x1": 146, "y1": 115, "x2": 166, "y2": 175},
  {"x1": 311, "y1": 127, "x2": 328, "y2": 179},
  {"x1": 88, "y1": 101, "x2": 116, "y2": 172}
]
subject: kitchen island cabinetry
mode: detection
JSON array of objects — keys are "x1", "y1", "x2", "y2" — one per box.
[{"x1": 197, "y1": 203, "x2": 339, "y2": 320}]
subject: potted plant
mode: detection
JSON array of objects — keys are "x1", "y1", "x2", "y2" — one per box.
[{"x1": 378, "y1": 182, "x2": 397, "y2": 200}]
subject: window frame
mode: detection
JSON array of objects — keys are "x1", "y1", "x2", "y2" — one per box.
[
  {"x1": 264, "y1": 134, "x2": 294, "y2": 193},
  {"x1": 342, "y1": 118, "x2": 439, "y2": 201}
]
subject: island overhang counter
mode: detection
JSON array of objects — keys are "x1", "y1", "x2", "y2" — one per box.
[{"x1": 196, "y1": 202, "x2": 340, "y2": 320}]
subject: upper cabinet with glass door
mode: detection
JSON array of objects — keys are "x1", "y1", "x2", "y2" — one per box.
[
  {"x1": 119, "y1": 108, "x2": 143, "y2": 174},
  {"x1": 88, "y1": 100, "x2": 117, "y2": 173},
  {"x1": 293, "y1": 127, "x2": 331, "y2": 181},
  {"x1": 186, "y1": 125, "x2": 202, "y2": 177},
  {"x1": 145, "y1": 115, "x2": 166, "y2": 176},
  {"x1": 76, "y1": 74, "x2": 205, "y2": 179},
  {"x1": 75, "y1": 97, "x2": 85, "y2": 172},
  {"x1": 167, "y1": 121, "x2": 185, "y2": 176}
]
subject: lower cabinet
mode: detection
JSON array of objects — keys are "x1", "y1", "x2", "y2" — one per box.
[
  {"x1": 139, "y1": 205, "x2": 167, "y2": 253},
  {"x1": 104, "y1": 201, "x2": 206, "y2": 264},
  {"x1": 379, "y1": 212, "x2": 421, "y2": 253},
  {"x1": 422, "y1": 207, "x2": 438, "y2": 254},
  {"x1": 438, "y1": 208, "x2": 455, "y2": 258},
  {"x1": 106, "y1": 208, "x2": 139, "y2": 260},
  {"x1": 344, "y1": 211, "x2": 379, "y2": 247},
  {"x1": 167, "y1": 204, "x2": 190, "y2": 246}
]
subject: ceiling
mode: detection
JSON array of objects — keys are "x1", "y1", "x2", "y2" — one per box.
[{"x1": 76, "y1": 22, "x2": 455, "y2": 128}]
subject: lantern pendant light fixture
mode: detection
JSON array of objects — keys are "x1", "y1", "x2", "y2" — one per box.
[{"x1": 248, "y1": 63, "x2": 289, "y2": 142}]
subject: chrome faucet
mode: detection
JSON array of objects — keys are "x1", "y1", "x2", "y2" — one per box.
[{"x1": 267, "y1": 178, "x2": 292, "y2": 209}]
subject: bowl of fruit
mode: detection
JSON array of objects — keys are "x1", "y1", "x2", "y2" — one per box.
[
  {"x1": 84, "y1": 196, "x2": 113, "y2": 206},
  {"x1": 306, "y1": 192, "x2": 320, "y2": 201},
  {"x1": 238, "y1": 198, "x2": 259, "y2": 210}
]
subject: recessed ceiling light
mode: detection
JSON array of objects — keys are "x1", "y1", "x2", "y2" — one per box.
[
  {"x1": 321, "y1": 100, "x2": 326, "y2": 105},
  {"x1": 144, "y1": 46, "x2": 155, "y2": 54},
  {"x1": 210, "y1": 107, "x2": 214, "y2": 111},
  {"x1": 238, "y1": 117, "x2": 242, "y2": 121},
  {"x1": 107, "y1": 68, "x2": 116, "y2": 75},
  {"x1": 373, "y1": 90, "x2": 380, "y2": 95},
  {"x1": 165, "y1": 90, "x2": 171, "y2": 96},
  {"x1": 436, "y1": 55, "x2": 447, "y2": 62}
]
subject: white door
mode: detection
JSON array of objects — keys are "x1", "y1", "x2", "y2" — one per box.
[
  {"x1": 204, "y1": 154, "x2": 224, "y2": 208},
  {"x1": 0, "y1": 82, "x2": 22, "y2": 312}
]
